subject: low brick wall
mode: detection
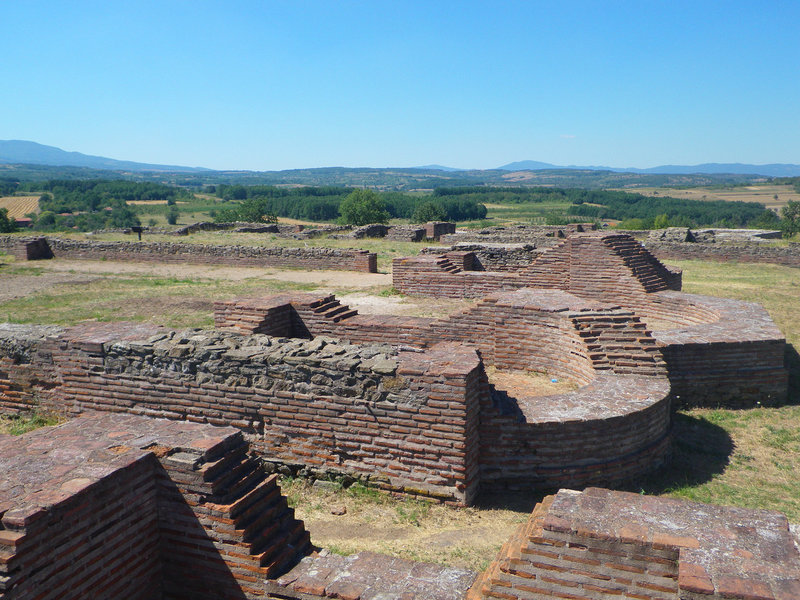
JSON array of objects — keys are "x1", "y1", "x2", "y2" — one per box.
[
  {"x1": 646, "y1": 240, "x2": 800, "y2": 268},
  {"x1": 652, "y1": 292, "x2": 788, "y2": 408},
  {"x1": 469, "y1": 487, "x2": 800, "y2": 600},
  {"x1": 0, "y1": 322, "x2": 482, "y2": 504},
  {"x1": 0, "y1": 235, "x2": 378, "y2": 272},
  {"x1": 0, "y1": 413, "x2": 311, "y2": 600}
]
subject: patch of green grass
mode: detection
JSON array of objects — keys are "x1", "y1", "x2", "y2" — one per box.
[{"x1": 0, "y1": 412, "x2": 64, "y2": 435}]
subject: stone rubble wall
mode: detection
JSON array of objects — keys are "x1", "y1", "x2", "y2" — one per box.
[
  {"x1": 646, "y1": 240, "x2": 800, "y2": 268},
  {"x1": 439, "y1": 223, "x2": 596, "y2": 246},
  {"x1": 0, "y1": 322, "x2": 482, "y2": 504},
  {"x1": 0, "y1": 235, "x2": 378, "y2": 272},
  {"x1": 420, "y1": 243, "x2": 543, "y2": 271}
]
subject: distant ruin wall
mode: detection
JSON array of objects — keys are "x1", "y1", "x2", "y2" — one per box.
[
  {"x1": 646, "y1": 240, "x2": 800, "y2": 268},
  {"x1": 0, "y1": 235, "x2": 378, "y2": 272}
]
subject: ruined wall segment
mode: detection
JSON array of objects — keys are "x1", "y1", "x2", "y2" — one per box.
[
  {"x1": 0, "y1": 235, "x2": 378, "y2": 272},
  {"x1": 393, "y1": 232, "x2": 683, "y2": 299},
  {"x1": 0, "y1": 413, "x2": 311, "y2": 600},
  {"x1": 0, "y1": 322, "x2": 482, "y2": 505},
  {"x1": 470, "y1": 487, "x2": 800, "y2": 600}
]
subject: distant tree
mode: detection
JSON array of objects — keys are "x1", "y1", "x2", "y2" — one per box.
[
  {"x1": 339, "y1": 189, "x2": 390, "y2": 225},
  {"x1": 166, "y1": 205, "x2": 179, "y2": 225},
  {"x1": 781, "y1": 200, "x2": 800, "y2": 238},
  {"x1": 106, "y1": 206, "x2": 141, "y2": 229},
  {"x1": 34, "y1": 211, "x2": 56, "y2": 230},
  {"x1": 411, "y1": 201, "x2": 447, "y2": 223},
  {"x1": 0, "y1": 208, "x2": 17, "y2": 233},
  {"x1": 653, "y1": 213, "x2": 671, "y2": 229}
]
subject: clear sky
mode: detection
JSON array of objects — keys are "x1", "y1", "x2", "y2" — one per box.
[{"x1": 2, "y1": 1, "x2": 798, "y2": 171}]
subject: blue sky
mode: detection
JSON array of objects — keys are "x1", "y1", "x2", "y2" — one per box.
[{"x1": 2, "y1": 1, "x2": 798, "y2": 170}]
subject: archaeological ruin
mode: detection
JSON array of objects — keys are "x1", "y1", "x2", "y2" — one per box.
[{"x1": 1, "y1": 228, "x2": 798, "y2": 598}]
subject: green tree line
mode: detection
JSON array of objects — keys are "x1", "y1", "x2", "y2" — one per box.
[{"x1": 212, "y1": 186, "x2": 487, "y2": 224}]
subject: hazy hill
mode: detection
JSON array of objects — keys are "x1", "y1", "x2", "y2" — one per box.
[
  {"x1": 0, "y1": 140, "x2": 209, "y2": 173},
  {"x1": 498, "y1": 159, "x2": 800, "y2": 177}
]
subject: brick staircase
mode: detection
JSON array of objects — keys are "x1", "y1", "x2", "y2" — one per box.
[
  {"x1": 571, "y1": 313, "x2": 666, "y2": 377},
  {"x1": 603, "y1": 234, "x2": 679, "y2": 293},
  {"x1": 160, "y1": 434, "x2": 312, "y2": 599},
  {"x1": 307, "y1": 295, "x2": 359, "y2": 323},
  {"x1": 466, "y1": 494, "x2": 556, "y2": 599},
  {"x1": 436, "y1": 256, "x2": 463, "y2": 273}
]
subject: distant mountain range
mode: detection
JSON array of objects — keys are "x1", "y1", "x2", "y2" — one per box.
[
  {"x1": 0, "y1": 140, "x2": 209, "y2": 173},
  {"x1": 496, "y1": 160, "x2": 800, "y2": 177},
  {"x1": 1, "y1": 139, "x2": 799, "y2": 179}
]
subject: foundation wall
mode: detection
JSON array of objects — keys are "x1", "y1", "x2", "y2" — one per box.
[
  {"x1": 0, "y1": 323, "x2": 482, "y2": 505},
  {"x1": 0, "y1": 235, "x2": 377, "y2": 272},
  {"x1": 647, "y1": 240, "x2": 800, "y2": 268},
  {"x1": 0, "y1": 454, "x2": 162, "y2": 600},
  {"x1": 478, "y1": 376, "x2": 673, "y2": 492}
]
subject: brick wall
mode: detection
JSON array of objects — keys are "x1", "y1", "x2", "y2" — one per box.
[
  {"x1": 0, "y1": 322, "x2": 483, "y2": 505},
  {"x1": 0, "y1": 413, "x2": 311, "y2": 599},
  {"x1": 0, "y1": 235, "x2": 378, "y2": 272},
  {"x1": 469, "y1": 487, "x2": 800, "y2": 600}
]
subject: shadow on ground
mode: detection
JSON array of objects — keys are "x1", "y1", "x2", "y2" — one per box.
[
  {"x1": 620, "y1": 412, "x2": 734, "y2": 496},
  {"x1": 475, "y1": 412, "x2": 734, "y2": 513},
  {"x1": 786, "y1": 343, "x2": 800, "y2": 405}
]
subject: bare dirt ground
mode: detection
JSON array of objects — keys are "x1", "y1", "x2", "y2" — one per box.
[
  {"x1": 0, "y1": 271, "x2": 103, "y2": 302},
  {"x1": 19, "y1": 259, "x2": 392, "y2": 287},
  {"x1": 1, "y1": 259, "x2": 479, "y2": 319}
]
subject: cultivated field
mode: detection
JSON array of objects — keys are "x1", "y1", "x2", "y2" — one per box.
[
  {"x1": 0, "y1": 195, "x2": 40, "y2": 218},
  {"x1": 620, "y1": 184, "x2": 800, "y2": 211},
  {"x1": 0, "y1": 240, "x2": 798, "y2": 571}
]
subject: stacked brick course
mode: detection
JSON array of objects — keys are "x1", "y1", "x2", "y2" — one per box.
[
  {"x1": 0, "y1": 413, "x2": 310, "y2": 599},
  {"x1": 0, "y1": 323, "x2": 484, "y2": 504},
  {"x1": 0, "y1": 235, "x2": 378, "y2": 272},
  {"x1": 469, "y1": 487, "x2": 800, "y2": 600}
]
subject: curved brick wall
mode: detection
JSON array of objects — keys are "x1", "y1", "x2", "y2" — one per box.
[
  {"x1": 392, "y1": 233, "x2": 788, "y2": 408},
  {"x1": 213, "y1": 289, "x2": 673, "y2": 494}
]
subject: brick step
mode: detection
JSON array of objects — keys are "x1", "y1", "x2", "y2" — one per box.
[
  {"x1": 216, "y1": 465, "x2": 267, "y2": 506},
  {"x1": 311, "y1": 299, "x2": 342, "y2": 313},
  {"x1": 200, "y1": 444, "x2": 249, "y2": 482},
  {"x1": 208, "y1": 457, "x2": 263, "y2": 500},
  {"x1": 227, "y1": 475, "x2": 281, "y2": 520},
  {"x1": 249, "y1": 509, "x2": 303, "y2": 557},
  {"x1": 236, "y1": 492, "x2": 287, "y2": 542},
  {"x1": 261, "y1": 526, "x2": 312, "y2": 578}
]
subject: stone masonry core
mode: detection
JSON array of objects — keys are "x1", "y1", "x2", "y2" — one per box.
[{"x1": 0, "y1": 230, "x2": 796, "y2": 598}]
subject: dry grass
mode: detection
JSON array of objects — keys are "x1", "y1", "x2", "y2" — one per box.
[
  {"x1": 0, "y1": 196, "x2": 40, "y2": 218},
  {"x1": 485, "y1": 365, "x2": 579, "y2": 397},
  {"x1": 280, "y1": 478, "x2": 527, "y2": 572}
]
